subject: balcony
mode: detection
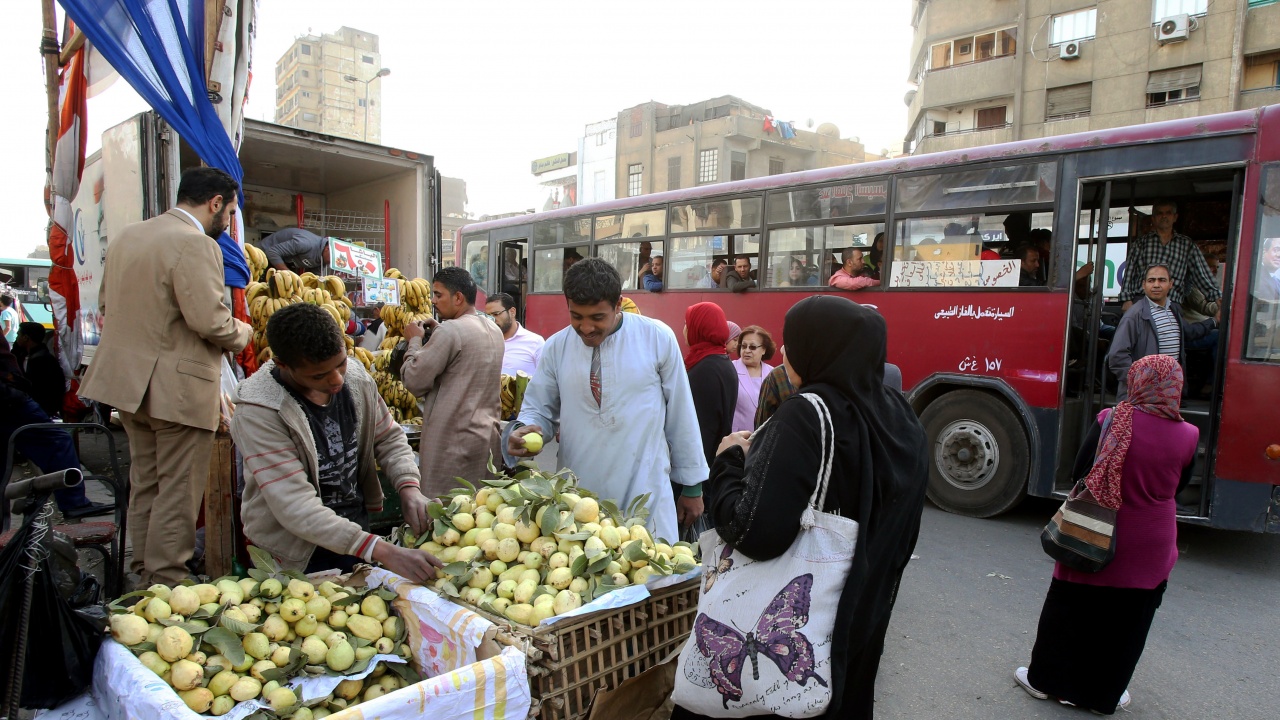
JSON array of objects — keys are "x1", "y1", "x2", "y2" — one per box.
[
  {"x1": 914, "y1": 124, "x2": 1013, "y2": 155},
  {"x1": 909, "y1": 55, "x2": 1019, "y2": 127}
]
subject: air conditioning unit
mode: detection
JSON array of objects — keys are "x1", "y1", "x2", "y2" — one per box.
[
  {"x1": 1060, "y1": 42, "x2": 1081, "y2": 60},
  {"x1": 1156, "y1": 14, "x2": 1189, "y2": 44}
]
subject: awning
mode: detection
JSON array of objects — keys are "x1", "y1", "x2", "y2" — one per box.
[{"x1": 1147, "y1": 66, "x2": 1202, "y2": 94}]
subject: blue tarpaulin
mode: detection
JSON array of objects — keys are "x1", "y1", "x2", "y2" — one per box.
[{"x1": 58, "y1": 0, "x2": 252, "y2": 287}]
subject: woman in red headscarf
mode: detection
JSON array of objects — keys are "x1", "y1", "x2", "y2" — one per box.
[
  {"x1": 683, "y1": 302, "x2": 737, "y2": 529},
  {"x1": 1016, "y1": 354, "x2": 1198, "y2": 715}
]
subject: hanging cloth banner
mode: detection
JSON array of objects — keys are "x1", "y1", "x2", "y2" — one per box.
[
  {"x1": 45, "y1": 29, "x2": 89, "y2": 377},
  {"x1": 57, "y1": 0, "x2": 245, "y2": 195}
]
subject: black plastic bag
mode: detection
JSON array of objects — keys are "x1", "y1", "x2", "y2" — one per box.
[{"x1": 0, "y1": 503, "x2": 104, "y2": 709}]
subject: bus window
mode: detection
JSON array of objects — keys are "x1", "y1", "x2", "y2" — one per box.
[
  {"x1": 594, "y1": 209, "x2": 666, "y2": 242},
  {"x1": 595, "y1": 241, "x2": 652, "y2": 291},
  {"x1": 532, "y1": 245, "x2": 589, "y2": 293},
  {"x1": 764, "y1": 223, "x2": 884, "y2": 288},
  {"x1": 664, "y1": 236, "x2": 729, "y2": 289},
  {"x1": 533, "y1": 218, "x2": 591, "y2": 247},
  {"x1": 895, "y1": 162, "x2": 1056, "y2": 213},
  {"x1": 1247, "y1": 167, "x2": 1280, "y2": 361},
  {"x1": 461, "y1": 233, "x2": 489, "y2": 289},
  {"x1": 669, "y1": 197, "x2": 762, "y2": 233},
  {"x1": 890, "y1": 213, "x2": 1050, "y2": 288},
  {"x1": 765, "y1": 181, "x2": 887, "y2": 224}
]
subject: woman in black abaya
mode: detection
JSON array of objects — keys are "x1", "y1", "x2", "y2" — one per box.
[{"x1": 672, "y1": 296, "x2": 929, "y2": 720}]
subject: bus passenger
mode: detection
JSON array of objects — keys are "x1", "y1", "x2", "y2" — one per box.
[
  {"x1": 723, "y1": 257, "x2": 757, "y2": 293},
  {"x1": 1107, "y1": 264, "x2": 1218, "y2": 401},
  {"x1": 830, "y1": 249, "x2": 879, "y2": 291},
  {"x1": 1254, "y1": 237, "x2": 1280, "y2": 302},
  {"x1": 696, "y1": 258, "x2": 728, "y2": 289},
  {"x1": 866, "y1": 233, "x2": 886, "y2": 278},
  {"x1": 1018, "y1": 246, "x2": 1043, "y2": 287},
  {"x1": 640, "y1": 254, "x2": 665, "y2": 292},
  {"x1": 1119, "y1": 200, "x2": 1220, "y2": 312}
]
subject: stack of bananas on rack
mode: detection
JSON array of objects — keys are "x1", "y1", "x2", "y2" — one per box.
[
  {"x1": 499, "y1": 371, "x2": 532, "y2": 421},
  {"x1": 373, "y1": 370, "x2": 422, "y2": 425},
  {"x1": 244, "y1": 243, "x2": 269, "y2": 281},
  {"x1": 245, "y1": 270, "x2": 354, "y2": 366}
]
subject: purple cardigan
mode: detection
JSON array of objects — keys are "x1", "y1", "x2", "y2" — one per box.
[{"x1": 1055, "y1": 409, "x2": 1198, "y2": 590}]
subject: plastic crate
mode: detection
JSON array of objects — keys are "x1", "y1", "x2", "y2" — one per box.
[{"x1": 461, "y1": 578, "x2": 698, "y2": 720}]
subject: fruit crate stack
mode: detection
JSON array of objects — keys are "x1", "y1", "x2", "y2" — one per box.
[{"x1": 475, "y1": 577, "x2": 698, "y2": 720}]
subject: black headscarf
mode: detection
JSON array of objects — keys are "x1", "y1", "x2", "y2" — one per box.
[{"x1": 783, "y1": 296, "x2": 928, "y2": 717}]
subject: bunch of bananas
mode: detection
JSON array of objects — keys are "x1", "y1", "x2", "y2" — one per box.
[
  {"x1": 244, "y1": 243, "x2": 268, "y2": 282},
  {"x1": 373, "y1": 370, "x2": 421, "y2": 424},
  {"x1": 399, "y1": 277, "x2": 432, "y2": 313},
  {"x1": 244, "y1": 273, "x2": 352, "y2": 365},
  {"x1": 349, "y1": 346, "x2": 377, "y2": 373},
  {"x1": 500, "y1": 372, "x2": 532, "y2": 421},
  {"x1": 384, "y1": 267, "x2": 405, "y2": 280}
]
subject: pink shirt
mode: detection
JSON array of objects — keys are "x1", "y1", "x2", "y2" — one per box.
[
  {"x1": 830, "y1": 269, "x2": 879, "y2": 291},
  {"x1": 1054, "y1": 409, "x2": 1198, "y2": 590},
  {"x1": 731, "y1": 359, "x2": 773, "y2": 433}
]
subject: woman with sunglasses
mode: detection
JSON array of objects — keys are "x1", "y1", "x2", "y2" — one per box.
[{"x1": 730, "y1": 325, "x2": 776, "y2": 433}]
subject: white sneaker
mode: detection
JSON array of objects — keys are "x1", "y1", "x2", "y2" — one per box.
[
  {"x1": 1118, "y1": 690, "x2": 1131, "y2": 710},
  {"x1": 1014, "y1": 667, "x2": 1048, "y2": 700}
]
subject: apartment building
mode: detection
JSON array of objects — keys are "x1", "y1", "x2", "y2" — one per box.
[
  {"x1": 905, "y1": 0, "x2": 1280, "y2": 155},
  {"x1": 274, "y1": 27, "x2": 386, "y2": 143}
]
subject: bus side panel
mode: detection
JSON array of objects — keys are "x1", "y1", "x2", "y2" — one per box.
[{"x1": 525, "y1": 290, "x2": 1071, "y2": 411}]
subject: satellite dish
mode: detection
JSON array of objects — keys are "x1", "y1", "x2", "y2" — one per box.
[
  {"x1": 817, "y1": 123, "x2": 840, "y2": 138},
  {"x1": 806, "y1": 119, "x2": 815, "y2": 128},
  {"x1": 904, "y1": 89, "x2": 918, "y2": 106}
]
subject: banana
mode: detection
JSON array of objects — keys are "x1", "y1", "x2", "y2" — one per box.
[
  {"x1": 322, "y1": 303, "x2": 343, "y2": 327},
  {"x1": 324, "y1": 276, "x2": 346, "y2": 298},
  {"x1": 300, "y1": 272, "x2": 320, "y2": 289},
  {"x1": 385, "y1": 268, "x2": 404, "y2": 280}
]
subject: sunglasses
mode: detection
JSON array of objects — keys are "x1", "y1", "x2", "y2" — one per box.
[{"x1": 740, "y1": 343, "x2": 764, "y2": 351}]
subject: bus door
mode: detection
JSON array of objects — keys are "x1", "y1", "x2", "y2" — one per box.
[
  {"x1": 499, "y1": 239, "x2": 529, "y2": 324},
  {"x1": 1070, "y1": 168, "x2": 1244, "y2": 518}
]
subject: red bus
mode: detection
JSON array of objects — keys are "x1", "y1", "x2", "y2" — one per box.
[{"x1": 460, "y1": 106, "x2": 1280, "y2": 532}]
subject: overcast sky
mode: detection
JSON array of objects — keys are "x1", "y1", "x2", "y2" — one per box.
[{"x1": 0, "y1": 0, "x2": 912, "y2": 259}]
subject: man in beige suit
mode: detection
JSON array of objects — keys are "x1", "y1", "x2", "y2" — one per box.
[
  {"x1": 81, "y1": 167, "x2": 252, "y2": 585},
  {"x1": 401, "y1": 266, "x2": 504, "y2": 497}
]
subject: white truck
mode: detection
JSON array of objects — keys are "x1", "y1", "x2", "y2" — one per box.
[{"x1": 74, "y1": 111, "x2": 440, "y2": 358}]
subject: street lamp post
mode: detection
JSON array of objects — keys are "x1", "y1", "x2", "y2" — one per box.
[{"x1": 343, "y1": 67, "x2": 390, "y2": 142}]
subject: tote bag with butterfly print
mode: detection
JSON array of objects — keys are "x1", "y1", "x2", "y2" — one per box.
[{"x1": 673, "y1": 394, "x2": 859, "y2": 718}]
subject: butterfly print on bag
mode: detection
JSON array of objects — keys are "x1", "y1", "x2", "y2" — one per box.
[
  {"x1": 693, "y1": 573, "x2": 827, "y2": 708},
  {"x1": 703, "y1": 543, "x2": 734, "y2": 593}
]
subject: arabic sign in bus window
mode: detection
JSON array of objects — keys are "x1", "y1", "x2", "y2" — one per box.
[
  {"x1": 532, "y1": 245, "x2": 589, "y2": 293},
  {"x1": 765, "y1": 181, "x2": 888, "y2": 225},
  {"x1": 594, "y1": 209, "x2": 666, "y2": 242},
  {"x1": 668, "y1": 197, "x2": 762, "y2": 234},
  {"x1": 595, "y1": 241, "x2": 652, "y2": 291},
  {"x1": 1246, "y1": 166, "x2": 1280, "y2": 362},
  {"x1": 890, "y1": 215, "x2": 1026, "y2": 288},
  {"x1": 895, "y1": 162, "x2": 1056, "y2": 213},
  {"x1": 533, "y1": 218, "x2": 592, "y2": 247}
]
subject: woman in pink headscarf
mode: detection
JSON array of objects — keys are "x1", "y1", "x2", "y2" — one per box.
[
  {"x1": 724, "y1": 321, "x2": 741, "y2": 360},
  {"x1": 1015, "y1": 354, "x2": 1198, "y2": 715}
]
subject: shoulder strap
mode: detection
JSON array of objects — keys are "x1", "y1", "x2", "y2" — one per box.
[{"x1": 798, "y1": 393, "x2": 836, "y2": 510}]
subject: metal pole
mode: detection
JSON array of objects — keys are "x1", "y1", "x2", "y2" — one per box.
[
  {"x1": 1080, "y1": 181, "x2": 1112, "y2": 439},
  {"x1": 364, "y1": 81, "x2": 370, "y2": 142},
  {"x1": 40, "y1": 0, "x2": 59, "y2": 175}
]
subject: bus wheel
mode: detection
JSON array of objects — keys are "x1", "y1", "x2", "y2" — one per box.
[{"x1": 920, "y1": 389, "x2": 1029, "y2": 518}]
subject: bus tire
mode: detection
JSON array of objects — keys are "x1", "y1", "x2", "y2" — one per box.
[{"x1": 920, "y1": 389, "x2": 1029, "y2": 518}]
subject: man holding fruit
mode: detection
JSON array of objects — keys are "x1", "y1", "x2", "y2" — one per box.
[{"x1": 503, "y1": 258, "x2": 707, "y2": 542}]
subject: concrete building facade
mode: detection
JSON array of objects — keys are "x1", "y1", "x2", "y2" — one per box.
[
  {"x1": 274, "y1": 27, "x2": 386, "y2": 143},
  {"x1": 904, "y1": 0, "x2": 1280, "y2": 155},
  {"x1": 578, "y1": 118, "x2": 618, "y2": 206},
  {"x1": 615, "y1": 96, "x2": 883, "y2": 199}
]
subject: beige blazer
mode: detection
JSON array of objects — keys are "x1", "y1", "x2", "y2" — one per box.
[{"x1": 81, "y1": 210, "x2": 252, "y2": 431}]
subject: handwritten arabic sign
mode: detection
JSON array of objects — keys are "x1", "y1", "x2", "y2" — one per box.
[
  {"x1": 362, "y1": 276, "x2": 400, "y2": 306},
  {"x1": 890, "y1": 260, "x2": 1021, "y2": 288},
  {"x1": 328, "y1": 238, "x2": 383, "y2": 279},
  {"x1": 934, "y1": 305, "x2": 1017, "y2": 321}
]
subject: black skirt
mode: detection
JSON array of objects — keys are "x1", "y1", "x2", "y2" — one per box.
[{"x1": 1027, "y1": 577, "x2": 1167, "y2": 715}]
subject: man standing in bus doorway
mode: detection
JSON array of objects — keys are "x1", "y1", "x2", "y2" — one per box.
[
  {"x1": 503, "y1": 258, "x2": 707, "y2": 542},
  {"x1": 401, "y1": 267, "x2": 505, "y2": 498},
  {"x1": 1119, "y1": 201, "x2": 1221, "y2": 312},
  {"x1": 80, "y1": 167, "x2": 253, "y2": 586},
  {"x1": 1107, "y1": 264, "x2": 1218, "y2": 400}
]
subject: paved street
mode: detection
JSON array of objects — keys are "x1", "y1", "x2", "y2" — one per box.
[{"x1": 876, "y1": 499, "x2": 1280, "y2": 719}]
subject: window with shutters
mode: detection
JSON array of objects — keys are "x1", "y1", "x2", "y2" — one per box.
[
  {"x1": 976, "y1": 106, "x2": 1007, "y2": 129},
  {"x1": 1046, "y1": 83, "x2": 1092, "y2": 120},
  {"x1": 1051, "y1": 9, "x2": 1096, "y2": 45},
  {"x1": 1147, "y1": 65, "x2": 1201, "y2": 107},
  {"x1": 731, "y1": 152, "x2": 747, "y2": 181},
  {"x1": 769, "y1": 158, "x2": 785, "y2": 176},
  {"x1": 667, "y1": 156, "x2": 682, "y2": 191},
  {"x1": 1243, "y1": 51, "x2": 1280, "y2": 92}
]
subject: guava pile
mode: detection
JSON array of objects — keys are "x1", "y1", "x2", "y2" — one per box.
[
  {"x1": 404, "y1": 464, "x2": 698, "y2": 627},
  {"x1": 107, "y1": 549, "x2": 419, "y2": 718}
]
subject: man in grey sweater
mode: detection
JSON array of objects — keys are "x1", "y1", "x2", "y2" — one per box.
[
  {"x1": 1107, "y1": 263, "x2": 1217, "y2": 400},
  {"x1": 257, "y1": 227, "x2": 330, "y2": 272}
]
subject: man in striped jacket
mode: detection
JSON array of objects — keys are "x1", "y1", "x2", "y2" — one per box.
[
  {"x1": 1107, "y1": 263, "x2": 1218, "y2": 401},
  {"x1": 231, "y1": 304, "x2": 441, "y2": 581}
]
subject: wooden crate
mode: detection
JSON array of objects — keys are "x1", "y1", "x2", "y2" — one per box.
[{"x1": 469, "y1": 578, "x2": 698, "y2": 720}]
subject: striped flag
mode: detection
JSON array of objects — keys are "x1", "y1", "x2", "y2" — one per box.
[{"x1": 45, "y1": 35, "x2": 89, "y2": 376}]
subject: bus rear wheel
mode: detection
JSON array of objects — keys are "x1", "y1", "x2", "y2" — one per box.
[{"x1": 920, "y1": 389, "x2": 1029, "y2": 518}]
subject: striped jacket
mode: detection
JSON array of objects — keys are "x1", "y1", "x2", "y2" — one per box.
[{"x1": 231, "y1": 358, "x2": 420, "y2": 570}]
